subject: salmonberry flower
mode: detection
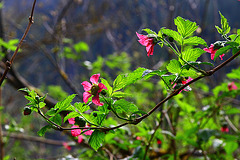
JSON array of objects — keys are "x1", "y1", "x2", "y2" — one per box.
[
  {"x1": 62, "y1": 142, "x2": 71, "y2": 151},
  {"x1": 136, "y1": 32, "x2": 155, "y2": 57},
  {"x1": 203, "y1": 44, "x2": 225, "y2": 60},
  {"x1": 81, "y1": 73, "x2": 107, "y2": 106},
  {"x1": 228, "y1": 82, "x2": 238, "y2": 91},
  {"x1": 68, "y1": 117, "x2": 93, "y2": 143}
]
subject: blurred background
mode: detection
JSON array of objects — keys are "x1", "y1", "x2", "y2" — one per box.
[{"x1": 0, "y1": 0, "x2": 240, "y2": 159}]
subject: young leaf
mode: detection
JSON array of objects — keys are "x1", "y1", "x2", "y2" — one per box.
[
  {"x1": 89, "y1": 130, "x2": 105, "y2": 151},
  {"x1": 219, "y1": 11, "x2": 231, "y2": 35},
  {"x1": 174, "y1": 16, "x2": 198, "y2": 38},
  {"x1": 54, "y1": 94, "x2": 76, "y2": 113},
  {"x1": 142, "y1": 28, "x2": 157, "y2": 35},
  {"x1": 37, "y1": 125, "x2": 52, "y2": 137},
  {"x1": 166, "y1": 59, "x2": 181, "y2": 74},
  {"x1": 183, "y1": 36, "x2": 207, "y2": 47},
  {"x1": 74, "y1": 102, "x2": 90, "y2": 113},
  {"x1": 161, "y1": 28, "x2": 182, "y2": 44}
]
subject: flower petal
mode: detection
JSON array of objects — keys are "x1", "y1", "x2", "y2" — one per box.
[
  {"x1": 68, "y1": 117, "x2": 75, "y2": 124},
  {"x1": 77, "y1": 135, "x2": 83, "y2": 143},
  {"x1": 98, "y1": 83, "x2": 107, "y2": 93},
  {"x1": 71, "y1": 125, "x2": 81, "y2": 137},
  {"x1": 81, "y1": 81, "x2": 92, "y2": 91},
  {"x1": 92, "y1": 95, "x2": 104, "y2": 106},
  {"x1": 90, "y1": 74, "x2": 100, "y2": 84},
  {"x1": 83, "y1": 92, "x2": 92, "y2": 103}
]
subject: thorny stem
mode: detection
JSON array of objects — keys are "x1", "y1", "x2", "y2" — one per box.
[{"x1": 0, "y1": 0, "x2": 37, "y2": 86}]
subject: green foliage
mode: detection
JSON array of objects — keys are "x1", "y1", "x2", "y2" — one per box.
[
  {"x1": 215, "y1": 11, "x2": 231, "y2": 35},
  {"x1": 88, "y1": 130, "x2": 105, "y2": 151}
]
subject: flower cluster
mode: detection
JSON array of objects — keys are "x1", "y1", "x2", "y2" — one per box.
[
  {"x1": 81, "y1": 73, "x2": 107, "y2": 106},
  {"x1": 68, "y1": 117, "x2": 93, "y2": 144}
]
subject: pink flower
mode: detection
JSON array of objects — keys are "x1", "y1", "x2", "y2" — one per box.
[
  {"x1": 228, "y1": 82, "x2": 238, "y2": 91},
  {"x1": 83, "y1": 125, "x2": 93, "y2": 135},
  {"x1": 221, "y1": 126, "x2": 229, "y2": 133},
  {"x1": 68, "y1": 117, "x2": 75, "y2": 124},
  {"x1": 81, "y1": 74, "x2": 107, "y2": 106},
  {"x1": 136, "y1": 32, "x2": 155, "y2": 57},
  {"x1": 136, "y1": 136, "x2": 141, "y2": 140},
  {"x1": 62, "y1": 142, "x2": 71, "y2": 151},
  {"x1": 78, "y1": 135, "x2": 83, "y2": 143},
  {"x1": 71, "y1": 125, "x2": 81, "y2": 137},
  {"x1": 203, "y1": 44, "x2": 225, "y2": 60}
]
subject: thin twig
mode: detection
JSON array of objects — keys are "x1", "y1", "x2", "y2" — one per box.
[{"x1": 0, "y1": 0, "x2": 37, "y2": 86}]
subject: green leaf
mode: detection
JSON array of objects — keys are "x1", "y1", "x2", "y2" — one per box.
[
  {"x1": 63, "y1": 111, "x2": 81, "y2": 123},
  {"x1": 37, "y1": 125, "x2": 51, "y2": 137},
  {"x1": 73, "y1": 41, "x2": 89, "y2": 53},
  {"x1": 100, "y1": 78, "x2": 112, "y2": 95},
  {"x1": 181, "y1": 69, "x2": 197, "y2": 78},
  {"x1": 183, "y1": 36, "x2": 207, "y2": 47},
  {"x1": 46, "y1": 108, "x2": 58, "y2": 116},
  {"x1": 113, "y1": 68, "x2": 147, "y2": 91},
  {"x1": 161, "y1": 28, "x2": 182, "y2": 44},
  {"x1": 166, "y1": 59, "x2": 181, "y2": 74},
  {"x1": 174, "y1": 16, "x2": 198, "y2": 38},
  {"x1": 91, "y1": 111, "x2": 106, "y2": 126},
  {"x1": 225, "y1": 108, "x2": 240, "y2": 114},
  {"x1": 215, "y1": 26, "x2": 222, "y2": 34},
  {"x1": 74, "y1": 102, "x2": 90, "y2": 113},
  {"x1": 180, "y1": 48, "x2": 205, "y2": 63},
  {"x1": 214, "y1": 45, "x2": 232, "y2": 61},
  {"x1": 89, "y1": 130, "x2": 105, "y2": 151},
  {"x1": 142, "y1": 28, "x2": 157, "y2": 35},
  {"x1": 54, "y1": 94, "x2": 76, "y2": 113},
  {"x1": 142, "y1": 70, "x2": 167, "y2": 80},
  {"x1": 219, "y1": 11, "x2": 231, "y2": 35},
  {"x1": 39, "y1": 102, "x2": 46, "y2": 108},
  {"x1": 112, "y1": 92, "x2": 132, "y2": 98},
  {"x1": 49, "y1": 114, "x2": 62, "y2": 126},
  {"x1": 114, "y1": 99, "x2": 138, "y2": 115}
]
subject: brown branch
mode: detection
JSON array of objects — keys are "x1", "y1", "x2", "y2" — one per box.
[{"x1": 0, "y1": 0, "x2": 37, "y2": 86}]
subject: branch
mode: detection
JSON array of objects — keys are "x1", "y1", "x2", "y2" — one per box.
[{"x1": 0, "y1": 0, "x2": 37, "y2": 86}]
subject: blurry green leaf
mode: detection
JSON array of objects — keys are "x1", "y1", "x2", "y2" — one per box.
[
  {"x1": 74, "y1": 102, "x2": 90, "y2": 113},
  {"x1": 227, "y1": 68, "x2": 240, "y2": 80},
  {"x1": 112, "y1": 91, "x2": 131, "y2": 98},
  {"x1": 183, "y1": 36, "x2": 207, "y2": 47},
  {"x1": 197, "y1": 129, "x2": 216, "y2": 142},
  {"x1": 225, "y1": 108, "x2": 240, "y2": 114},
  {"x1": 63, "y1": 111, "x2": 81, "y2": 123},
  {"x1": 174, "y1": 16, "x2": 198, "y2": 38},
  {"x1": 161, "y1": 28, "x2": 182, "y2": 44},
  {"x1": 74, "y1": 41, "x2": 89, "y2": 53},
  {"x1": 224, "y1": 141, "x2": 238, "y2": 155},
  {"x1": 89, "y1": 130, "x2": 105, "y2": 151},
  {"x1": 166, "y1": 59, "x2": 181, "y2": 74},
  {"x1": 37, "y1": 125, "x2": 51, "y2": 137},
  {"x1": 214, "y1": 45, "x2": 232, "y2": 61}
]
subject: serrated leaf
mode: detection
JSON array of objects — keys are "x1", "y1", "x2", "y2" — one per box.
[
  {"x1": 183, "y1": 36, "x2": 207, "y2": 47},
  {"x1": 74, "y1": 102, "x2": 90, "y2": 113},
  {"x1": 181, "y1": 69, "x2": 197, "y2": 78},
  {"x1": 161, "y1": 28, "x2": 182, "y2": 44},
  {"x1": 166, "y1": 59, "x2": 181, "y2": 74},
  {"x1": 114, "y1": 99, "x2": 138, "y2": 115},
  {"x1": 54, "y1": 94, "x2": 76, "y2": 113},
  {"x1": 100, "y1": 78, "x2": 112, "y2": 95},
  {"x1": 63, "y1": 111, "x2": 81, "y2": 123},
  {"x1": 142, "y1": 70, "x2": 167, "y2": 80},
  {"x1": 174, "y1": 16, "x2": 198, "y2": 38},
  {"x1": 113, "y1": 68, "x2": 147, "y2": 91},
  {"x1": 49, "y1": 114, "x2": 62, "y2": 126},
  {"x1": 214, "y1": 45, "x2": 232, "y2": 61},
  {"x1": 90, "y1": 111, "x2": 106, "y2": 126},
  {"x1": 219, "y1": 12, "x2": 231, "y2": 35},
  {"x1": 180, "y1": 48, "x2": 205, "y2": 64},
  {"x1": 37, "y1": 125, "x2": 51, "y2": 137},
  {"x1": 89, "y1": 130, "x2": 105, "y2": 151}
]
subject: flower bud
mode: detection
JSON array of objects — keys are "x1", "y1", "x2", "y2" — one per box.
[{"x1": 23, "y1": 107, "x2": 32, "y2": 115}]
